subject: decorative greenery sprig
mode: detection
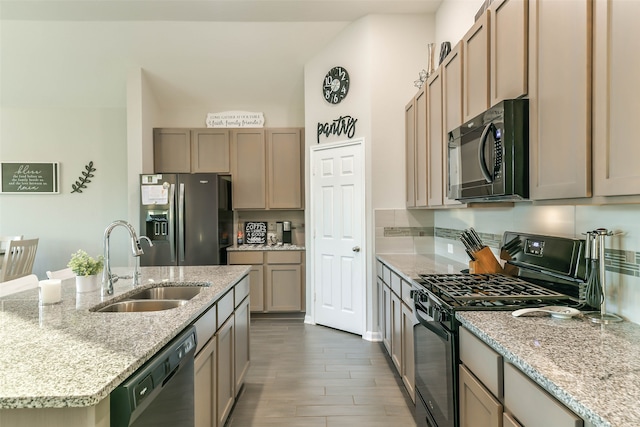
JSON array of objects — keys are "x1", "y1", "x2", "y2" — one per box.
[
  {"x1": 68, "y1": 250, "x2": 104, "y2": 276},
  {"x1": 71, "y1": 161, "x2": 96, "y2": 193}
]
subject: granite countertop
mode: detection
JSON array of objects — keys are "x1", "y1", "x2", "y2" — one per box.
[
  {"x1": 376, "y1": 253, "x2": 468, "y2": 280},
  {"x1": 458, "y1": 311, "x2": 640, "y2": 427},
  {"x1": 0, "y1": 265, "x2": 250, "y2": 409},
  {"x1": 228, "y1": 244, "x2": 305, "y2": 251}
]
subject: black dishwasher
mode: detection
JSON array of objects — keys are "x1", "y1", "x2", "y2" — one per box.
[{"x1": 111, "y1": 326, "x2": 197, "y2": 427}]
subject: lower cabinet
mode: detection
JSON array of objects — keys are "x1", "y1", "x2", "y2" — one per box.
[
  {"x1": 217, "y1": 315, "x2": 235, "y2": 427},
  {"x1": 234, "y1": 296, "x2": 250, "y2": 394},
  {"x1": 228, "y1": 250, "x2": 304, "y2": 313},
  {"x1": 460, "y1": 326, "x2": 585, "y2": 427},
  {"x1": 400, "y1": 302, "x2": 416, "y2": 403},
  {"x1": 390, "y1": 292, "x2": 402, "y2": 372},
  {"x1": 381, "y1": 279, "x2": 392, "y2": 354},
  {"x1": 195, "y1": 335, "x2": 217, "y2": 427}
]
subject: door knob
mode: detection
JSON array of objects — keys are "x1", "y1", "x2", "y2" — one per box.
[{"x1": 352, "y1": 246, "x2": 360, "y2": 252}]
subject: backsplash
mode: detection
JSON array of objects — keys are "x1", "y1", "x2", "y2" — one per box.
[{"x1": 234, "y1": 210, "x2": 305, "y2": 247}]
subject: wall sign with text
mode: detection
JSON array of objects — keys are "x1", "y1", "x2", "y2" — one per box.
[
  {"x1": 1, "y1": 162, "x2": 60, "y2": 194},
  {"x1": 317, "y1": 115, "x2": 358, "y2": 143}
]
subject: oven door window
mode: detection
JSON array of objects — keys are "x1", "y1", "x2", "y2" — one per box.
[{"x1": 414, "y1": 302, "x2": 455, "y2": 427}]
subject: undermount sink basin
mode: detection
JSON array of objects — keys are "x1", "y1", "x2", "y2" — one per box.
[
  {"x1": 126, "y1": 286, "x2": 205, "y2": 301},
  {"x1": 94, "y1": 299, "x2": 189, "y2": 313}
]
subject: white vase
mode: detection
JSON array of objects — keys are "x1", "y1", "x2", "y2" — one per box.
[{"x1": 75, "y1": 274, "x2": 100, "y2": 293}]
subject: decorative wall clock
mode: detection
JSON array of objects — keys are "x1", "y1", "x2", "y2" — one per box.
[{"x1": 322, "y1": 66, "x2": 350, "y2": 104}]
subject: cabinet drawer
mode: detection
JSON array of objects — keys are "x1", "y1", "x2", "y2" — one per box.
[
  {"x1": 229, "y1": 251, "x2": 264, "y2": 265},
  {"x1": 234, "y1": 275, "x2": 250, "y2": 307},
  {"x1": 217, "y1": 290, "x2": 235, "y2": 328},
  {"x1": 390, "y1": 271, "x2": 402, "y2": 296},
  {"x1": 376, "y1": 261, "x2": 383, "y2": 279},
  {"x1": 266, "y1": 251, "x2": 301, "y2": 264},
  {"x1": 459, "y1": 327, "x2": 503, "y2": 398},
  {"x1": 504, "y1": 362, "x2": 583, "y2": 427},
  {"x1": 193, "y1": 304, "x2": 217, "y2": 355},
  {"x1": 401, "y1": 279, "x2": 413, "y2": 307},
  {"x1": 382, "y1": 264, "x2": 391, "y2": 285}
]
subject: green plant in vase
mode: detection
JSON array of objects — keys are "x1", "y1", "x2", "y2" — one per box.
[{"x1": 68, "y1": 250, "x2": 104, "y2": 276}]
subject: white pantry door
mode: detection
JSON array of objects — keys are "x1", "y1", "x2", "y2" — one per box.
[{"x1": 311, "y1": 139, "x2": 365, "y2": 335}]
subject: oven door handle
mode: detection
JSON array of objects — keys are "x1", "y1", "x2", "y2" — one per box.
[{"x1": 414, "y1": 303, "x2": 450, "y2": 341}]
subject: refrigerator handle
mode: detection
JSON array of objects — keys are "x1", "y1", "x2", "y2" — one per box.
[
  {"x1": 178, "y1": 182, "x2": 185, "y2": 263},
  {"x1": 168, "y1": 183, "x2": 177, "y2": 263}
]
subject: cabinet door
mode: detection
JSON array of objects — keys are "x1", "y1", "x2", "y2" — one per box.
[
  {"x1": 490, "y1": 0, "x2": 528, "y2": 105},
  {"x1": 248, "y1": 264, "x2": 264, "y2": 312},
  {"x1": 415, "y1": 87, "x2": 428, "y2": 207},
  {"x1": 463, "y1": 11, "x2": 490, "y2": 122},
  {"x1": 266, "y1": 264, "x2": 302, "y2": 311},
  {"x1": 231, "y1": 129, "x2": 266, "y2": 209},
  {"x1": 390, "y1": 292, "x2": 402, "y2": 372},
  {"x1": 405, "y1": 97, "x2": 417, "y2": 208},
  {"x1": 267, "y1": 128, "x2": 303, "y2": 209},
  {"x1": 217, "y1": 316, "x2": 235, "y2": 427},
  {"x1": 593, "y1": 0, "x2": 640, "y2": 196},
  {"x1": 192, "y1": 129, "x2": 230, "y2": 173},
  {"x1": 153, "y1": 128, "x2": 191, "y2": 173},
  {"x1": 459, "y1": 365, "x2": 503, "y2": 427},
  {"x1": 234, "y1": 297, "x2": 250, "y2": 395},
  {"x1": 503, "y1": 413, "x2": 522, "y2": 427},
  {"x1": 427, "y1": 68, "x2": 443, "y2": 207},
  {"x1": 401, "y1": 303, "x2": 416, "y2": 403},
  {"x1": 529, "y1": 0, "x2": 591, "y2": 200},
  {"x1": 382, "y1": 283, "x2": 392, "y2": 354},
  {"x1": 195, "y1": 336, "x2": 217, "y2": 427}
]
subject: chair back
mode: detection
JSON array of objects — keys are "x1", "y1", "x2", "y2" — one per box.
[
  {"x1": 0, "y1": 235, "x2": 23, "y2": 251},
  {"x1": 0, "y1": 238, "x2": 39, "y2": 282},
  {"x1": 0, "y1": 274, "x2": 39, "y2": 298},
  {"x1": 46, "y1": 268, "x2": 75, "y2": 280}
]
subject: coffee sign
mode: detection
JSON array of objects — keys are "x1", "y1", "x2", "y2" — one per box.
[
  {"x1": 1, "y1": 162, "x2": 60, "y2": 194},
  {"x1": 244, "y1": 222, "x2": 267, "y2": 245}
]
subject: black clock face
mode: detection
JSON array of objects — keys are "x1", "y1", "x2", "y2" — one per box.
[{"x1": 323, "y1": 66, "x2": 350, "y2": 104}]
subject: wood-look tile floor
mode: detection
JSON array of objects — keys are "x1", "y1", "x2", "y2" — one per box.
[{"x1": 225, "y1": 318, "x2": 417, "y2": 427}]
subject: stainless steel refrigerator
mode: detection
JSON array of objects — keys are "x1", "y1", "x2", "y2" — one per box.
[{"x1": 139, "y1": 173, "x2": 232, "y2": 266}]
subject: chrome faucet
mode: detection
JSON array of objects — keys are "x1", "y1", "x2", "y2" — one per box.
[{"x1": 102, "y1": 220, "x2": 153, "y2": 295}]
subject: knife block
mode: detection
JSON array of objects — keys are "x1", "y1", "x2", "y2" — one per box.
[{"x1": 469, "y1": 247, "x2": 504, "y2": 274}]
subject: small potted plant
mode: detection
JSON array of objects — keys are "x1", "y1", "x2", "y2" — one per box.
[{"x1": 68, "y1": 250, "x2": 104, "y2": 293}]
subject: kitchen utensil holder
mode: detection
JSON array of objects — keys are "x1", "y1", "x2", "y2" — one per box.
[
  {"x1": 469, "y1": 247, "x2": 504, "y2": 274},
  {"x1": 585, "y1": 228, "x2": 623, "y2": 324}
]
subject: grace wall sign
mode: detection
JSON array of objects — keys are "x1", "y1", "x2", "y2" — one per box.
[{"x1": 317, "y1": 115, "x2": 358, "y2": 143}]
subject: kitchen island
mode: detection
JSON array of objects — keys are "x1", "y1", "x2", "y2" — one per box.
[{"x1": 0, "y1": 265, "x2": 250, "y2": 425}]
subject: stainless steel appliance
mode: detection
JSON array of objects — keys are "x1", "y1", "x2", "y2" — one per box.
[
  {"x1": 139, "y1": 174, "x2": 232, "y2": 266},
  {"x1": 412, "y1": 231, "x2": 589, "y2": 427},
  {"x1": 447, "y1": 99, "x2": 529, "y2": 202},
  {"x1": 110, "y1": 326, "x2": 197, "y2": 427},
  {"x1": 282, "y1": 221, "x2": 292, "y2": 244}
]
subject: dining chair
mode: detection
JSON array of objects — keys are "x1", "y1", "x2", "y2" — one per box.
[
  {"x1": 0, "y1": 235, "x2": 23, "y2": 252},
  {"x1": 0, "y1": 274, "x2": 39, "y2": 298},
  {"x1": 0, "y1": 238, "x2": 39, "y2": 282},
  {"x1": 46, "y1": 267, "x2": 75, "y2": 281}
]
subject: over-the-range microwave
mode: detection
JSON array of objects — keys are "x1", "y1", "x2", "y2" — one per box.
[{"x1": 447, "y1": 99, "x2": 529, "y2": 202}]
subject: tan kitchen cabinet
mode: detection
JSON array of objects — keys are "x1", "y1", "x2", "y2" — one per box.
[
  {"x1": 405, "y1": 86, "x2": 427, "y2": 208},
  {"x1": 228, "y1": 250, "x2": 304, "y2": 313},
  {"x1": 593, "y1": 0, "x2": 640, "y2": 196},
  {"x1": 216, "y1": 311, "x2": 235, "y2": 427},
  {"x1": 528, "y1": 0, "x2": 591, "y2": 200},
  {"x1": 459, "y1": 365, "x2": 503, "y2": 427},
  {"x1": 381, "y1": 277, "x2": 392, "y2": 354},
  {"x1": 390, "y1": 292, "x2": 402, "y2": 372},
  {"x1": 267, "y1": 128, "x2": 304, "y2": 209},
  {"x1": 503, "y1": 413, "x2": 522, "y2": 427},
  {"x1": 405, "y1": 97, "x2": 415, "y2": 207},
  {"x1": 401, "y1": 302, "x2": 416, "y2": 403},
  {"x1": 195, "y1": 335, "x2": 217, "y2": 427},
  {"x1": 228, "y1": 251, "x2": 265, "y2": 312},
  {"x1": 462, "y1": 11, "x2": 490, "y2": 122},
  {"x1": 153, "y1": 128, "x2": 230, "y2": 173},
  {"x1": 427, "y1": 67, "x2": 444, "y2": 207},
  {"x1": 489, "y1": 0, "x2": 528, "y2": 106},
  {"x1": 234, "y1": 279, "x2": 250, "y2": 395},
  {"x1": 231, "y1": 129, "x2": 267, "y2": 209}
]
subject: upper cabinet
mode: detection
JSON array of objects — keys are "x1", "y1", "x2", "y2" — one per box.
[
  {"x1": 443, "y1": 42, "x2": 464, "y2": 134},
  {"x1": 154, "y1": 128, "x2": 230, "y2": 174},
  {"x1": 462, "y1": 12, "x2": 490, "y2": 122},
  {"x1": 406, "y1": 86, "x2": 428, "y2": 208},
  {"x1": 593, "y1": 0, "x2": 640, "y2": 197},
  {"x1": 528, "y1": 0, "x2": 592, "y2": 200},
  {"x1": 489, "y1": 0, "x2": 528, "y2": 106},
  {"x1": 405, "y1": 96, "x2": 416, "y2": 208},
  {"x1": 426, "y1": 68, "x2": 444, "y2": 207},
  {"x1": 267, "y1": 128, "x2": 304, "y2": 209},
  {"x1": 231, "y1": 128, "x2": 304, "y2": 210}
]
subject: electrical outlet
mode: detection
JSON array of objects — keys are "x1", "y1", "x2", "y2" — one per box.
[{"x1": 447, "y1": 243, "x2": 454, "y2": 254}]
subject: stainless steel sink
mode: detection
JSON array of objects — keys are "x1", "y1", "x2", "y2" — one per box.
[
  {"x1": 94, "y1": 299, "x2": 189, "y2": 313},
  {"x1": 126, "y1": 286, "x2": 204, "y2": 301}
]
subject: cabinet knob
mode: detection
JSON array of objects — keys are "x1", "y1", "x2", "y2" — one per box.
[{"x1": 352, "y1": 246, "x2": 361, "y2": 252}]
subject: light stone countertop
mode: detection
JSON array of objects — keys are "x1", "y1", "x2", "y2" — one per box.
[
  {"x1": 457, "y1": 311, "x2": 640, "y2": 427},
  {"x1": 375, "y1": 253, "x2": 468, "y2": 281},
  {"x1": 0, "y1": 265, "x2": 250, "y2": 409},
  {"x1": 228, "y1": 244, "x2": 305, "y2": 251}
]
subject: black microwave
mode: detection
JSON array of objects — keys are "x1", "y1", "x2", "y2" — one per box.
[{"x1": 447, "y1": 99, "x2": 529, "y2": 202}]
